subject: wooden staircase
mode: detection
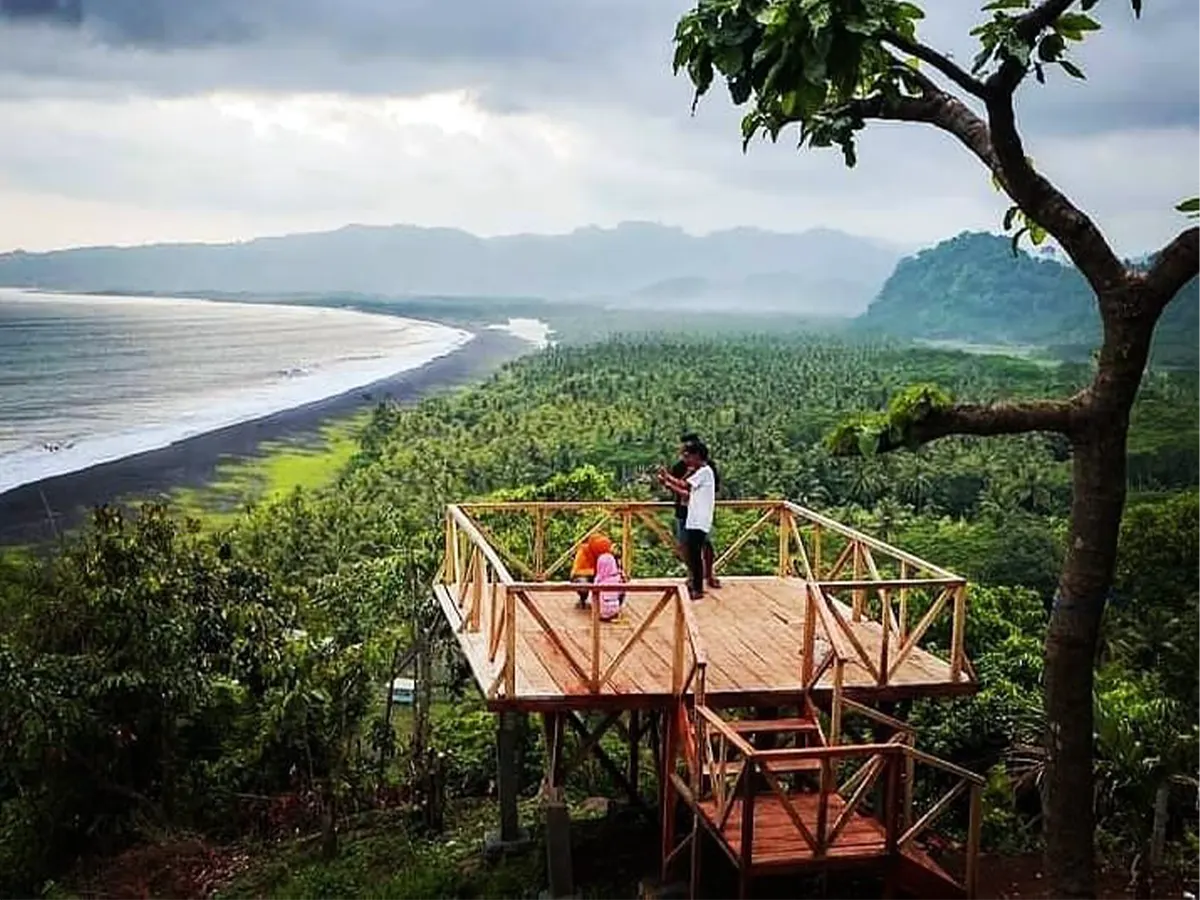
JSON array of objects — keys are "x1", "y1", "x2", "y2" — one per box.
[{"x1": 663, "y1": 686, "x2": 980, "y2": 899}]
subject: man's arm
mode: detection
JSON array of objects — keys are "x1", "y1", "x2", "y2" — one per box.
[{"x1": 658, "y1": 469, "x2": 691, "y2": 499}]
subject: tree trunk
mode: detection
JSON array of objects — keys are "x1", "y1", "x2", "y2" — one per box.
[
  {"x1": 1044, "y1": 314, "x2": 1152, "y2": 898},
  {"x1": 321, "y1": 779, "x2": 339, "y2": 860}
]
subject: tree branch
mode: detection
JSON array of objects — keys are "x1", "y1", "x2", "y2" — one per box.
[
  {"x1": 883, "y1": 398, "x2": 1080, "y2": 451},
  {"x1": 1141, "y1": 227, "x2": 1200, "y2": 314},
  {"x1": 985, "y1": 91, "x2": 1129, "y2": 297},
  {"x1": 1018, "y1": 0, "x2": 1079, "y2": 40},
  {"x1": 881, "y1": 32, "x2": 988, "y2": 99},
  {"x1": 989, "y1": 0, "x2": 1080, "y2": 95},
  {"x1": 848, "y1": 80, "x2": 1000, "y2": 175},
  {"x1": 853, "y1": 58, "x2": 1129, "y2": 302}
]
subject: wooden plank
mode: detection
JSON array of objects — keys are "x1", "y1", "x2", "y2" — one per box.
[
  {"x1": 728, "y1": 717, "x2": 819, "y2": 735},
  {"x1": 518, "y1": 589, "x2": 591, "y2": 688},
  {"x1": 600, "y1": 589, "x2": 672, "y2": 688},
  {"x1": 547, "y1": 596, "x2": 663, "y2": 695},
  {"x1": 709, "y1": 601, "x2": 790, "y2": 687},
  {"x1": 439, "y1": 561, "x2": 975, "y2": 707},
  {"x1": 697, "y1": 793, "x2": 891, "y2": 868}
]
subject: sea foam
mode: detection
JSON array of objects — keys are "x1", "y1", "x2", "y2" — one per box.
[{"x1": 0, "y1": 291, "x2": 474, "y2": 496}]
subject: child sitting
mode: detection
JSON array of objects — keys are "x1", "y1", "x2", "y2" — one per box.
[
  {"x1": 593, "y1": 545, "x2": 627, "y2": 622},
  {"x1": 571, "y1": 533, "x2": 611, "y2": 608}
]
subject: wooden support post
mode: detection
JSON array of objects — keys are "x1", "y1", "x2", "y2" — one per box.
[
  {"x1": 534, "y1": 508, "x2": 546, "y2": 580},
  {"x1": 950, "y1": 584, "x2": 967, "y2": 681},
  {"x1": 503, "y1": 586, "x2": 516, "y2": 697},
  {"x1": 871, "y1": 700, "x2": 897, "y2": 840},
  {"x1": 830, "y1": 659, "x2": 844, "y2": 745},
  {"x1": 738, "y1": 758, "x2": 755, "y2": 900},
  {"x1": 777, "y1": 505, "x2": 791, "y2": 577},
  {"x1": 883, "y1": 751, "x2": 901, "y2": 856},
  {"x1": 470, "y1": 548, "x2": 483, "y2": 632},
  {"x1": 812, "y1": 525, "x2": 822, "y2": 579},
  {"x1": 852, "y1": 542, "x2": 864, "y2": 622},
  {"x1": 497, "y1": 710, "x2": 521, "y2": 842},
  {"x1": 898, "y1": 561, "x2": 909, "y2": 643},
  {"x1": 661, "y1": 711, "x2": 679, "y2": 881},
  {"x1": 817, "y1": 754, "x2": 831, "y2": 855},
  {"x1": 628, "y1": 710, "x2": 642, "y2": 799},
  {"x1": 878, "y1": 587, "x2": 891, "y2": 687},
  {"x1": 904, "y1": 750, "x2": 915, "y2": 830},
  {"x1": 672, "y1": 599, "x2": 685, "y2": 695},
  {"x1": 800, "y1": 585, "x2": 816, "y2": 687},
  {"x1": 543, "y1": 712, "x2": 565, "y2": 794},
  {"x1": 965, "y1": 782, "x2": 982, "y2": 899},
  {"x1": 690, "y1": 806, "x2": 702, "y2": 900},
  {"x1": 622, "y1": 508, "x2": 634, "y2": 577}
]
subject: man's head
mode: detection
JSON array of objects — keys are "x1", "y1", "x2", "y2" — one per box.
[{"x1": 681, "y1": 439, "x2": 708, "y2": 470}]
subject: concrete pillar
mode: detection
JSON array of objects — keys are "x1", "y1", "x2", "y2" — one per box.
[
  {"x1": 545, "y1": 792, "x2": 575, "y2": 898},
  {"x1": 486, "y1": 712, "x2": 531, "y2": 861}
]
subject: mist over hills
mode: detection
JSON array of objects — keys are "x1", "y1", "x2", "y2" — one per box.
[{"x1": 0, "y1": 222, "x2": 902, "y2": 316}]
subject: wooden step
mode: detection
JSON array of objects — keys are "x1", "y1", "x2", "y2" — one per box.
[
  {"x1": 894, "y1": 849, "x2": 965, "y2": 899},
  {"x1": 703, "y1": 756, "x2": 822, "y2": 777},
  {"x1": 728, "y1": 716, "x2": 821, "y2": 735}
]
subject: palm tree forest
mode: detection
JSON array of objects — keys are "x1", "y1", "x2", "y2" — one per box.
[{"x1": 1, "y1": 330, "x2": 1195, "y2": 897}]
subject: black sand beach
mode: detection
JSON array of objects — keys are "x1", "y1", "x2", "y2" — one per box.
[{"x1": 0, "y1": 329, "x2": 530, "y2": 546}]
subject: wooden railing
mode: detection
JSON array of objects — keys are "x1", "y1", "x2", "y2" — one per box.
[
  {"x1": 678, "y1": 701, "x2": 983, "y2": 895},
  {"x1": 438, "y1": 505, "x2": 705, "y2": 702},
  {"x1": 441, "y1": 500, "x2": 972, "y2": 693}
]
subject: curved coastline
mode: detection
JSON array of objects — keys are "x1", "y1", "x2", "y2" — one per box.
[
  {"x1": 0, "y1": 325, "x2": 533, "y2": 547},
  {"x1": 0, "y1": 291, "x2": 478, "y2": 496}
]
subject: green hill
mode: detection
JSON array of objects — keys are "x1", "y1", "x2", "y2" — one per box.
[{"x1": 856, "y1": 232, "x2": 1198, "y2": 365}]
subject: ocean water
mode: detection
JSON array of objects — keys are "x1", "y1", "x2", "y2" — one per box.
[{"x1": 0, "y1": 289, "x2": 473, "y2": 495}]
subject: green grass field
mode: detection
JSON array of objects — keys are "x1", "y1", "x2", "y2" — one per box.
[{"x1": 171, "y1": 412, "x2": 370, "y2": 527}]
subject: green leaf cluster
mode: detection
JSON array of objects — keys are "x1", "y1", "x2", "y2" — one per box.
[
  {"x1": 674, "y1": 0, "x2": 928, "y2": 165},
  {"x1": 823, "y1": 381, "x2": 953, "y2": 456}
]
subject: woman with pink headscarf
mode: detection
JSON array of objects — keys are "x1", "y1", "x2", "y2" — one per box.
[{"x1": 593, "y1": 543, "x2": 627, "y2": 621}]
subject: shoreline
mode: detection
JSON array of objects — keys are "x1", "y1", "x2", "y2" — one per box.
[{"x1": 0, "y1": 329, "x2": 531, "y2": 547}]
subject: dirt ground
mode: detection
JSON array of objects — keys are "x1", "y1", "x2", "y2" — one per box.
[{"x1": 975, "y1": 853, "x2": 1194, "y2": 900}]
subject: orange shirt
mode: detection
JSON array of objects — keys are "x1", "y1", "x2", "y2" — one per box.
[
  {"x1": 571, "y1": 543, "x2": 597, "y2": 578},
  {"x1": 570, "y1": 534, "x2": 613, "y2": 578}
]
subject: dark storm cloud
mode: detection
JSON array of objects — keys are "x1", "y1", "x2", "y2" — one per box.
[
  {"x1": 0, "y1": 0, "x2": 692, "y2": 122},
  {"x1": 0, "y1": 0, "x2": 1193, "y2": 138}
]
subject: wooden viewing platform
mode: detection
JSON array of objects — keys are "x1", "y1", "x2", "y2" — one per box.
[{"x1": 432, "y1": 500, "x2": 983, "y2": 898}]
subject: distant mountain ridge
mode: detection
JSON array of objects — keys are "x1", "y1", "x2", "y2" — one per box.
[
  {"x1": 0, "y1": 221, "x2": 901, "y2": 316},
  {"x1": 856, "y1": 231, "x2": 1198, "y2": 363}
]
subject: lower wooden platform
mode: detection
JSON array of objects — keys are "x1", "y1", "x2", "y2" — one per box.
[
  {"x1": 699, "y1": 792, "x2": 887, "y2": 869},
  {"x1": 693, "y1": 792, "x2": 963, "y2": 895},
  {"x1": 437, "y1": 576, "x2": 976, "y2": 710}
]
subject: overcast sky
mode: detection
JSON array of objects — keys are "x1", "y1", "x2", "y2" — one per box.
[{"x1": 0, "y1": 0, "x2": 1195, "y2": 254}]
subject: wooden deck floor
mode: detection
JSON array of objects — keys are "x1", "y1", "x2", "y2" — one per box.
[
  {"x1": 697, "y1": 792, "x2": 887, "y2": 869},
  {"x1": 694, "y1": 791, "x2": 962, "y2": 892},
  {"x1": 436, "y1": 576, "x2": 975, "y2": 710}
]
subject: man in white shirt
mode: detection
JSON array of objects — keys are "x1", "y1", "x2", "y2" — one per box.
[{"x1": 658, "y1": 440, "x2": 717, "y2": 599}]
